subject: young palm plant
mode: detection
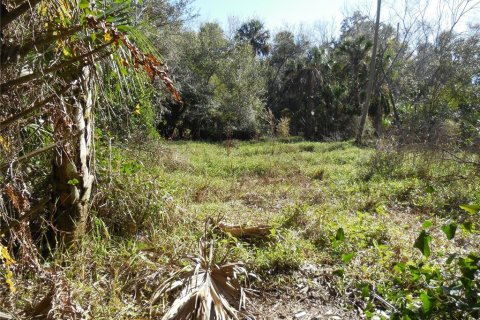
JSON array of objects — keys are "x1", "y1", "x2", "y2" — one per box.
[{"x1": 151, "y1": 239, "x2": 249, "y2": 320}]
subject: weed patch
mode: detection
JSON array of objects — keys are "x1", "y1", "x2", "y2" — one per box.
[{"x1": 4, "y1": 140, "x2": 478, "y2": 319}]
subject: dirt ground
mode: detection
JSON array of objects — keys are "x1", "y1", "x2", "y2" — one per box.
[{"x1": 248, "y1": 264, "x2": 359, "y2": 320}]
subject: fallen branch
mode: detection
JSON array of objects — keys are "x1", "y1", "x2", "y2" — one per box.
[
  {"x1": 439, "y1": 146, "x2": 480, "y2": 168},
  {"x1": 218, "y1": 222, "x2": 272, "y2": 238}
]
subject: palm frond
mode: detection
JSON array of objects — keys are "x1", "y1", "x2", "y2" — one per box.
[{"x1": 151, "y1": 240, "x2": 249, "y2": 320}]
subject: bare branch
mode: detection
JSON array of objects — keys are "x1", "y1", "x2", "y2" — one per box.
[
  {"x1": 1, "y1": 143, "x2": 56, "y2": 171},
  {"x1": 0, "y1": 85, "x2": 72, "y2": 130},
  {"x1": 0, "y1": 40, "x2": 113, "y2": 91},
  {"x1": 1, "y1": 25, "x2": 84, "y2": 65}
]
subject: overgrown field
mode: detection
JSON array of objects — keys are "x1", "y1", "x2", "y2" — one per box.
[{"x1": 4, "y1": 139, "x2": 479, "y2": 319}]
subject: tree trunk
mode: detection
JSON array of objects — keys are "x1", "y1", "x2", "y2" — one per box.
[
  {"x1": 373, "y1": 92, "x2": 383, "y2": 137},
  {"x1": 355, "y1": 0, "x2": 382, "y2": 144},
  {"x1": 51, "y1": 66, "x2": 95, "y2": 245}
]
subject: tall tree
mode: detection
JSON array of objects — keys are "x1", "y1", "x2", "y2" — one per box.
[
  {"x1": 236, "y1": 19, "x2": 270, "y2": 56},
  {"x1": 356, "y1": 0, "x2": 382, "y2": 144},
  {"x1": 336, "y1": 35, "x2": 372, "y2": 118}
]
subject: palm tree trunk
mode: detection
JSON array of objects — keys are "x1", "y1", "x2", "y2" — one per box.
[
  {"x1": 355, "y1": 0, "x2": 382, "y2": 144},
  {"x1": 52, "y1": 66, "x2": 95, "y2": 245}
]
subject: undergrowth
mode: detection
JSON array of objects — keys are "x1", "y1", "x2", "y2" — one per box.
[{"x1": 1, "y1": 139, "x2": 479, "y2": 318}]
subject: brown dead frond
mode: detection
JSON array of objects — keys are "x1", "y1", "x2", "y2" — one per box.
[
  {"x1": 151, "y1": 240, "x2": 249, "y2": 320},
  {"x1": 24, "y1": 273, "x2": 84, "y2": 320}
]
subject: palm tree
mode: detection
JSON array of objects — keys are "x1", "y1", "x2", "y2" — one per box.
[
  {"x1": 336, "y1": 35, "x2": 372, "y2": 115},
  {"x1": 0, "y1": 0, "x2": 178, "y2": 246},
  {"x1": 236, "y1": 19, "x2": 270, "y2": 56}
]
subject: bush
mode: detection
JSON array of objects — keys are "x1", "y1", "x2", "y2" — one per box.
[
  {"x1": 252, "y1": 230, "x2": 309, "y2": 274},
  {"x1": 276, "y1": 117, "x2": 291, "y2": 138},
  {"x1": 93, "y1": 142, "x2": 190, "y2": 236}
]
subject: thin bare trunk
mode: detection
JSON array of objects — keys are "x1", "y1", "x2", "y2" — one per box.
[
  {"x1": 356, "y1": 0, "x2": 382, "y2": 144},
  {"x1": 382, "y1": 70, "x2": 400, "y2": 123},
  {"x1": 373, "y1": 93, "x2": 383, "y2": 137}
]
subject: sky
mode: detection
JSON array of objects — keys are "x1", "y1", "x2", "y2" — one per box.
[
  {"x1": 191, "y1": 0, "x2": 480, "y2": 35},
  {"x1": 192, "y1": 0, "x2": 358, "y2": 31}
]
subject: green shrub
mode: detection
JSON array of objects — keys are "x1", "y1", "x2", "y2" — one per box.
[
  {"x1": 252, "y1": 230, "x2": 309, "y2": 274},
  {"x1": 276, "y1": 117, "x2": 291, "y2": 138}
]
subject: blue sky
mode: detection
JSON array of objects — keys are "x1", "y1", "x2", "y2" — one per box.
[
  {"x1": 190, "y1": 0, "x2": 479, "y2": 35},
  {"x1": 192, "y1": 0, "x2": 359, "y2": 32}
]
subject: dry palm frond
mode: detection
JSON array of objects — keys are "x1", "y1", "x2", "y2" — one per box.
[
  {"x1": 24, "y1": 273, "x2": 84, "y2": 319},
  {"x1": 0, "y1": 310, "x2": 13, "y2": 320},
  {"x1": 151, "y1": 240, "x2": 249, "y2": 320}
]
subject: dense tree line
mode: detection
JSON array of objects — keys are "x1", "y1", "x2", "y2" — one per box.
[{"x1": 110, "y1": 0, "x2": 478, "y2": 147}]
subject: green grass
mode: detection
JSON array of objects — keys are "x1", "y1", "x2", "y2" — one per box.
[{"x1": 4, "y1": 139, "x2": 479, "y2": 318}]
